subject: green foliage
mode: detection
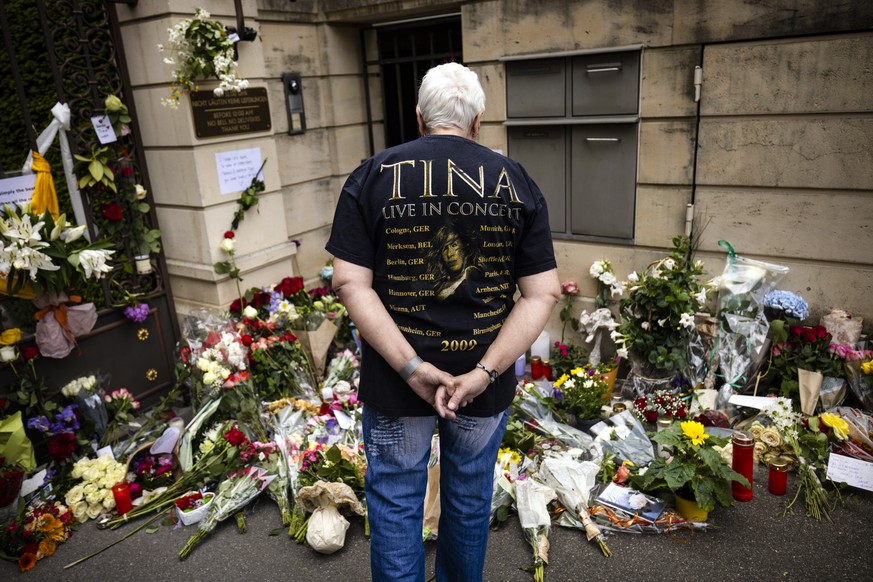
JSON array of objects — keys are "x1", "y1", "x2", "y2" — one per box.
[
  {"x1": 628, "y1": 421, "x2": 748, "y2": 512},
  {"x1": 615, "y1": 236, "x2": 707, "y2": 373},
  {"x1": 74, "y1": 146, "x2": 116, "y2": 193}
]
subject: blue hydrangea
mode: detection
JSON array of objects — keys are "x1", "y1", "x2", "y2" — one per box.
[{"x1": 763, "y1": 290, "x2": 809, "y2": 320}]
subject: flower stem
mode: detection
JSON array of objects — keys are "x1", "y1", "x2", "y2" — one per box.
[
  {"x1": 178, "y1": 528, "x2": 208, "y2": 560},
  {"x1": 64, "y1": 512, "x2": 164, "y2": 569}
]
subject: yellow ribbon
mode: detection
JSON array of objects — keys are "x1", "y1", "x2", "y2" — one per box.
[{"x1": 29, "y1": 151, "x2": 60, "y2": 219}]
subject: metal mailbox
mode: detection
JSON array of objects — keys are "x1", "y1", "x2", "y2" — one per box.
[
  {"x1": 507, "y1": 125, "x2": 567, "y2": 233},
  {"x1": 506, "y1": 59, "x2": 566, "y2": 118},
  {"x1": 571, "y1": 50, "x2": 640, "y2": 116}
]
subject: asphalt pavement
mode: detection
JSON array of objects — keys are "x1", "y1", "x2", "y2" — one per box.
[{"x1": 3, "y1": 463, "x2": 872, "y2": 581}]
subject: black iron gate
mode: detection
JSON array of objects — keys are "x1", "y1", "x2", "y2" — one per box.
[{"x1": 0, "y1": 0, "x2": 179, "y2": 408}]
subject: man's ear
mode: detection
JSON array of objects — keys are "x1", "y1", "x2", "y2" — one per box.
[
  {"x1": 471, "y1": 112, "x2": 483, "y2": 139},
  {"x1": 416, "y1": 108, "x2": 427, "y2": 136}
]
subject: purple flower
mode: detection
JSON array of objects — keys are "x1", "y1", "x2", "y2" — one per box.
[
  {"x1": 27, "y1": 415, "x2": 50, "y2": 433},
  {"x1": 124, "y1": 303, "x2": 150, "y2": 323},
  {"x1": 551, "y1": 388, "x2": 564, "y2": 401}
]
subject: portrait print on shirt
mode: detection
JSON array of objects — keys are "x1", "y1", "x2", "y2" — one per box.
[{"x1": 426, "y1": 223, "x2": 482, "y2": 301}]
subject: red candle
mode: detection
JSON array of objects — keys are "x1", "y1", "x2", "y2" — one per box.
[
  {"x1": 542, "y1": 362, "x2": 552, "y2": 381},
  {"x1": 731, "y1": 431, "x2": 754, "y2": 502},
  {"x1": 530, "y1": 356, "x2": 543, "y2": 380},
  {"x1": 768, "y1": 457, "x2": 790, "y2": 496},
  {"x1": 112, "y1": 482, "x2": 133, "y2": 515}
]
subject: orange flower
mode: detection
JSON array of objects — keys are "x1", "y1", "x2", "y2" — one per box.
[
  {"x1": 18, "y1": 552, "x2": 38, "y2": 572},
  {"x1": 38, "y1": 514, "x2": 66, "y2": 542},
  {"x1": 38, "y1": 538, "x2": 57, "y2": 558}
]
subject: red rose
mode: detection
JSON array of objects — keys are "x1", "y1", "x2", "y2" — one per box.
[
  {"x1": 675, "y1": 406, "x2": 687, "y2": 419},
  {"x1": 223, "y1": 426, "x2": 247, "y2": 447},
  {"x1": 812, "y1": 325, "x2": 829, "y2": 341},
  {"x1": 240, "y1": 334, "x2": 253, "y2": 346},
  {"x1": 21, "y1": 347, "x2": 39, "y2": 361},
  {"x1": 614, "y1": 464, "x2": 630, "y2": 484},
  {"x1": 278, "y1": 276, "x2": 305, "y2": 297},
  {"x1": 643, "y1": 410, "x2": 658, "y2": 424},
  {"x1": 119, "y1": 163, "x2": 135, "y2": 178},
  {"x1": 101, "y1": 202, "x2": 123, "y2": 221},
  {"x1": 180, "y1": 346, "x2": 191, "y2": 363},
  {"x1": 47, "y1": 432, "x2": 77, "y2": 463},
  {"x1": 789, "y1": 325, "x2": 803, "y2": 338},
  {"x1": 561, "y1": 280, "x2": 579, "y2": 295},
  {"x1": 229, "y1": 298, "x2": 243, "y2": 315},
  {"x1": 283, "y1": 332, "x2": 297, "y2": 342}
]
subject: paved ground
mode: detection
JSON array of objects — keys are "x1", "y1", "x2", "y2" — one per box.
[{"x1": 3, "y1": 464, "x2": 872, "y2": 581}]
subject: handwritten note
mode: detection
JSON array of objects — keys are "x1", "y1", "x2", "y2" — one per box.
[
  {"x1": 826, "y1": 453, "x2": 873, "y2": 491},
  {"x1": 91, "y1": 115, "x2": 117, "y2": 144},
  {"x1": 0, "y1": 174, "x2": 37, "y2": 207},
  {"x1": 216, "y1": 147, "x2": 262, "y2": 195}
]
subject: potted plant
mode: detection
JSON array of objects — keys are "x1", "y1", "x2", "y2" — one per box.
[
  {"x1": 611, "y1": 236, "x2": 707, "y2": 392},
  {"x1": 628, "y1": 420, "x2": 748, "y2": 520},
  {"x1": 552, "y1": 365, "x2": 612, "y2": 429}
]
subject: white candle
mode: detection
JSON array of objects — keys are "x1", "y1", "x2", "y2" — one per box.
[{"x1": 530, "y1": 330, "x2": 550, "y2": 360}]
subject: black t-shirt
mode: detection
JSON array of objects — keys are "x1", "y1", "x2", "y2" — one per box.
[{"x1": 326, "y1": 134, "x2": 556, "y2": 417}]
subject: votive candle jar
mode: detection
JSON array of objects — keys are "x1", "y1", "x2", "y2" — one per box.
[
  {"x1": 112, "y1": 481, "x2": 133, "y2": 515},
  {"x1": 731, "y1": 431, "x2": 755, "y2": 502},
  {"x1": 530, "y1": 356, "x2": 543, "y2": 380},
  {"x1": 768, "y1": 457, "x2": 791, "y2": 496}
]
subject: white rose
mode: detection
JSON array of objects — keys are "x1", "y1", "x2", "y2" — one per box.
[
  {"x1": 134, "y1": 184, "x2": 147, "y2": 200},
  {"x1": 83, "y1": 467, "x2": 102, "y2": 483},
  {"x1": 0, "y1": 346, "x2": 16, "y2": 362},
  {"x1": 83, "y1": 483, "x2": 98, "y2": 497},
  {"x1": 65, "y1": 484, "x2": 84, "y2": 505},
  {"x1": 203, "y1": 372, "x2": 217, "y2": 386},
  {"x1": 243, "y1": 305, "x2": 258, "y2": 319},
  {"x1": 219, "y1": 237, "x2": 235, "y2": 253},
  {"x1": 72, "y1": 501, "x2": 89, "y2": 522},
  {"x1": 85, "y1": 490, "x2": 102, "y2": 506},
  {"x1": 87, "y1": 503, "x2": 104, "y2": 520},
  {"x1": 102, "y1": 495, "x2": 116, "y2": 510}
]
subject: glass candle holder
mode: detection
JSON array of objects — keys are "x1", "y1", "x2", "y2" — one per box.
[
  {"x1": 112, "y1": 481, "x2": 133, "y2": 515},
  {"x1": 731, "y1": 431, "x2": 755, "y2": 502},
  {"x1": 768, "y1": 457, "x2": 791, "y2": 496},
  {"x1": 530, "y1": 356, "x2": 543, "y2": 380}
]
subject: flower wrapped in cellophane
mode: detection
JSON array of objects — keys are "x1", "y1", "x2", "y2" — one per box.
[
  {"x1": 178, "y1": 465, "x2": 275, "y2": 559},
  {"x1": 536, "y1": 455, "x2": 611, "y2": 557},
  {"x1": 515, "y1": 477, "x2": 557, "y2": 581}
]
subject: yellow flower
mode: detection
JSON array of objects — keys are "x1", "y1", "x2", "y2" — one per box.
[
  {"x1": 820, "y1": 412, "x2": 850, "y2": 441},
  {"x1": 861, "y1": 360, "x2": 873, "y2": 375},
  {"x1": 38, "y1": 538, "x2": 57, "y2": 558},
  {"x1": 37, "y1": 514, "x2": 66, "y2": 543},
  {"x1": 0, "y1": 327, "x2": 22, "y2": 345},
  {"x1": 554, "y1": 374, "x2": 569, "y2": 388},
  {"x1": 680, "y1": 421, "x2": 710, "y2": 446}
]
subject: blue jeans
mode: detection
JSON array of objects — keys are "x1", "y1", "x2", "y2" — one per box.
[{"x1": 362, "y1": 406, "x2": 509, "y2": 582}]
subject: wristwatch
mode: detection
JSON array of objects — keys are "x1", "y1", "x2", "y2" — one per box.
[{"x1": 476, "y1": 362, "x2": 499, "y2": 384}]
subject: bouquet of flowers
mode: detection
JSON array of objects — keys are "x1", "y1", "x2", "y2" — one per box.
[
  {"x1": 59, "y1": 374, "x2": 108, "y2": 439},
  {"x1": 65, "y1": 454, "x2": 126, "y2": 522},
  {"x1": 0, "y1": 202, "x2": 114, "y2": 297},
  {"x1": 0, "y1": 499, "x2": 75, "y2": 572},
  {"x1": 174, "y1": 490, "x2": 215, "y2": 526},
  {"x1": 552, "y1": 366, "x2": 611, "y2": 421},
  {"x1": 26, "y1": 405, "x2": 82, "y2": 464},
  {"x1": 589, "y1": 259, "x2": 624, "y2": 309},
  {"x1": 105, "y1": 421, "x2": 245, "y2": 529},
  {"x1": 491, "y1": 447, "x2": 523, "y2": 526},
  {"x1": 100, "y1": 388, "x2": 140, "y2": 449},
  {"x1": 179, "y1": 465, "x2": 275, "y2": 559},
  {"x1": 762, "y1": 398, "x2": 846, "y2": 520},
  {"x1": 629, "y1": 420, "x2": 748, "y2": 513},
  {"x1": 515, "y1": 478, "x2": 556, "y2": 580},
  {"x1": 247, "y1": 330, "x2": 311, "y2": 401},
  {"x1": 158, "y1": 7, "x2": 249, "y2": 109},
  {"x1": 128, "y1": 451, "x2": 176, "y2": 490},
  {"x1": 769, "y1": 324, "x2": 845, "y2": 401},
  {"x1": 612, "y1": 236, "x2": 707, "y2": 377},
  {"x1": 747, "y1": 419, "x2": 796, "y2": 467},
  {"x1": 631, "y1": 389, "x2": 688, "y2": 424}
]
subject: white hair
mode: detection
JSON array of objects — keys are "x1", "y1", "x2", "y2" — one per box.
[{"x1": 416, "y1": 62, "x2": 485, "y2": 134}]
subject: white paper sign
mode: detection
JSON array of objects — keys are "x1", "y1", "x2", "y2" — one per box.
[
  {"x1": 0, "y1": 174, "x2": 37, "y2": 208},
  {"x1": 94, "y1": 445, "x2": 116, "y2": 461},
  {"x1": 728, "y1": 394, "x2": 777, "y2": 410},
  {"x1": 333, "y1": 408, "x2": 353, "y2": 430},
  {"x1": 91, "y1": 115, "x2": 117, "y2": 144},
  {"x1": 216, "y1": 147, "x2": 262, "y2": 195},
  {"x1": 826, "y1": 453, "x2": 873, "y2": 491}
]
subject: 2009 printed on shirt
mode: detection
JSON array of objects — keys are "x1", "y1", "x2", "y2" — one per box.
[{"x1": 440, "y1": 338, "x2": 478, "y2": 352}]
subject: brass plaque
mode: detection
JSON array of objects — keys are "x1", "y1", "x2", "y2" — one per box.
[{"x1": 190, "y1": 87, "x2": 272, "y2": 138}]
